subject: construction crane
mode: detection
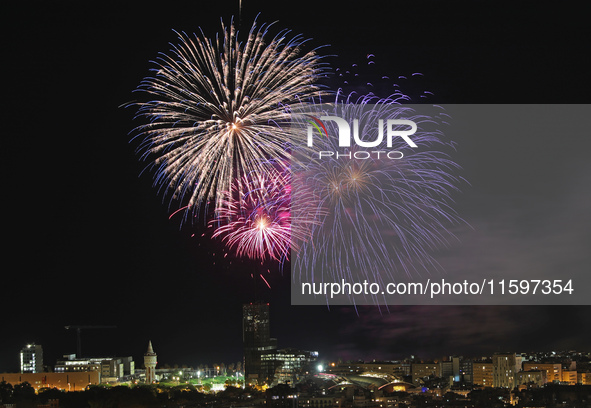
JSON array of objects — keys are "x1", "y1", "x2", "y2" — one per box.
[{"x1": 64, "y1": 325, "x2": 116, "y2": 357}]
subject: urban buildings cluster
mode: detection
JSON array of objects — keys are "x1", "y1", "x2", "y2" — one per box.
[
  {"x1": 1, "y1": 342, "x2": 151, "y2": 392},
  {"x1": 243, "y1": 302, "x2": 319, "y2": 386},
  {"x1": 1, "y1": 303, "x2": 590, "y2": 408},
  {"x1": 324, "y1": 352, "x2": 591, "y2": 389}
]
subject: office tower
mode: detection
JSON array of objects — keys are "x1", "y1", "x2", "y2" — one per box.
[
  {"x1": 144, "y1": 341, "x2": 157, "y2": 384},
  {"x1": 20, "y1": 344, "x2": 43, "y2": 373},
  {"x1": 243, "y1": 302, "x2": 277, "y2": 383}
]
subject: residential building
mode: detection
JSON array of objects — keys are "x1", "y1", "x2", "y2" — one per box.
[
  {"x1": 492, "y1": 353, "x2": 522, "y2": 388},
  {"x1": 472, "y1": 361, "x2": 493, "y2": 387},
  {"x1": 411, "y1": 363, "x2": 441, "y2": 385},
  {"x1": 522, "y1": 362, "x2": 561, "y2": 383},
  {"x1": 516, "y1": 370, "x2": 547, "y2": 387}
]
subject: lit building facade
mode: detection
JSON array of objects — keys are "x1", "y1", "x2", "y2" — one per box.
[
  {"x1": 329, "y1": 362, "x2": 410, "y2": 378},
  {"x1": 299, "y1": 396, "x2": 342, "y2": 408},
  {"x1": 516, "y1": 370, "x2": 547, "y2": 387},
  {"x1": 20, "y1": 344, "x2": 43, "y2": 373},
  {"x1": 472, "y1": 361, "x2": 493, "y2": 387},
  {"x1": 411, "y1": 363, "x2": 441, "y2": 385},
  {"x1": 561, "y1": 370, "x2": 577, "y2": 385},
  {"x1": 54, "y1": 354, "x2": 134, "y2": 382},
  {"x1": 54, "y1": 355, "x2": 101, "y2": 373},
  {"x1": 262, "y1": 348, "x2": 318, "y2": 385},
  {"x1": 1, "y1": 372, "x2": 99, "y2": 392},
  {"x1": 522, "y1": 362, "x2": 561, "y2": 383},
  {"x1": 577, "y1": 372, "x2": 591, "y2": 385},
  {"x1": 492, "y1": 353, "x2": 522, "y2": 388}
]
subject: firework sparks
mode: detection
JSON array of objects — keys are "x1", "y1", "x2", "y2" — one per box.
[
  {"x1": 130, "y1": 19, "x2": 327, "y2": 222},
  {"x1": 291, "y1": 93, "x2": 466, "y2": 300},
  {"x1": 211, "y1": 165, "x2": 321, "y2": 263},
  {"x1": 212, "y1": 169, "x2": 291, "y2": 262},
  {"x1": 129, "y1": 21, "x2": 465, "y2": 291}
]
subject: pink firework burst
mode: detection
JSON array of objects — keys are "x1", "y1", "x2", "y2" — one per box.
[{"x1": 212, "y1": 170, "x2": 294, "y2": 262}]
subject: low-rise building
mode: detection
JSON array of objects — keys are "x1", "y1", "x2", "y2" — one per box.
[
  {"x1": 0, "y1": 371, "x2": 100, "y2": 392},
  {"x1": 299, "y1": 396, "x2": 342, "y2": 408},
  {"x1": 261, "y1": 348, "x2": 318, "y2": 385},
  {"x1": 561, "y1": 370, "x2": 577, "y2": 385},
  {"x1": 54, "y1": 354, "x2": 134, "y2": 383},
  {"x1": 328, "y1": 361, "x2": 410, "y2": 379},
  {"x1": 411, "y1": 363, "x2": 441, "y2": 385},
  {"x1": 523, "y1": 362, "x2": 561, "y2": 383},
  {"x1": 578, "y1": 372, "x2": 591, "y2": 385},
  {"x1": 516, "y1": 370, "x2": 547, "y2": 387}
]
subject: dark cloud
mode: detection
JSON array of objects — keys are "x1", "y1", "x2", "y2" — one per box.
[{"x1": 329, "y1": 305, "x2": 590, "y2": 361}]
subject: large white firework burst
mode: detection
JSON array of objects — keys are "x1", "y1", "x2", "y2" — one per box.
[{"x1": 131, "y1": 19, "x2": 327, "y2": 221}]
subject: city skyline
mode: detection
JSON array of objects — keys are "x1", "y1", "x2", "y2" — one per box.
[
  {"x1": 2, "y1": 301, "x2": 589, "y2": 373},
  {"x1": 3, "y1": 335, "x2": 590, "y2": 389},
  {"x1": 3, "y1": 0, "x2": 590, "y2": 376},
  {"x1": 5, "y1": 323, "x2": 591, "y2": 377}
]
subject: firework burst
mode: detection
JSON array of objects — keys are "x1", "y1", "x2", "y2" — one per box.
[
  {"x1": 211, "y1": 168, "x2": 318, "y2": 263},
  {"x1": 291, "y1": 93, "x2": 465, "y2": 298},
  {"x1": 130, "y1": 19, "x2": 327, "y2": 222}
]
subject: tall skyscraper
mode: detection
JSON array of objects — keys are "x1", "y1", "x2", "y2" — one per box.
[
  {"x1": 243, "y1": 303, "x2": 277, "y2": 383},
  {"x1": 20, "y1": 343, "x2": 43, "y2": 373},
  {"x1": 144, "y1": 341, "x2": 157, "y2": 384}
]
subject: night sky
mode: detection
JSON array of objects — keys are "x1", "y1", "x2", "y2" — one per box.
[{"x1": 3, "y1": 1, "x2": 590, "y2": 373}]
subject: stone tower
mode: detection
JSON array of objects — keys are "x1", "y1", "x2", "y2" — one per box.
[{"x1": 144, "y1": 340, "x2": 157, "y2": 384}]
